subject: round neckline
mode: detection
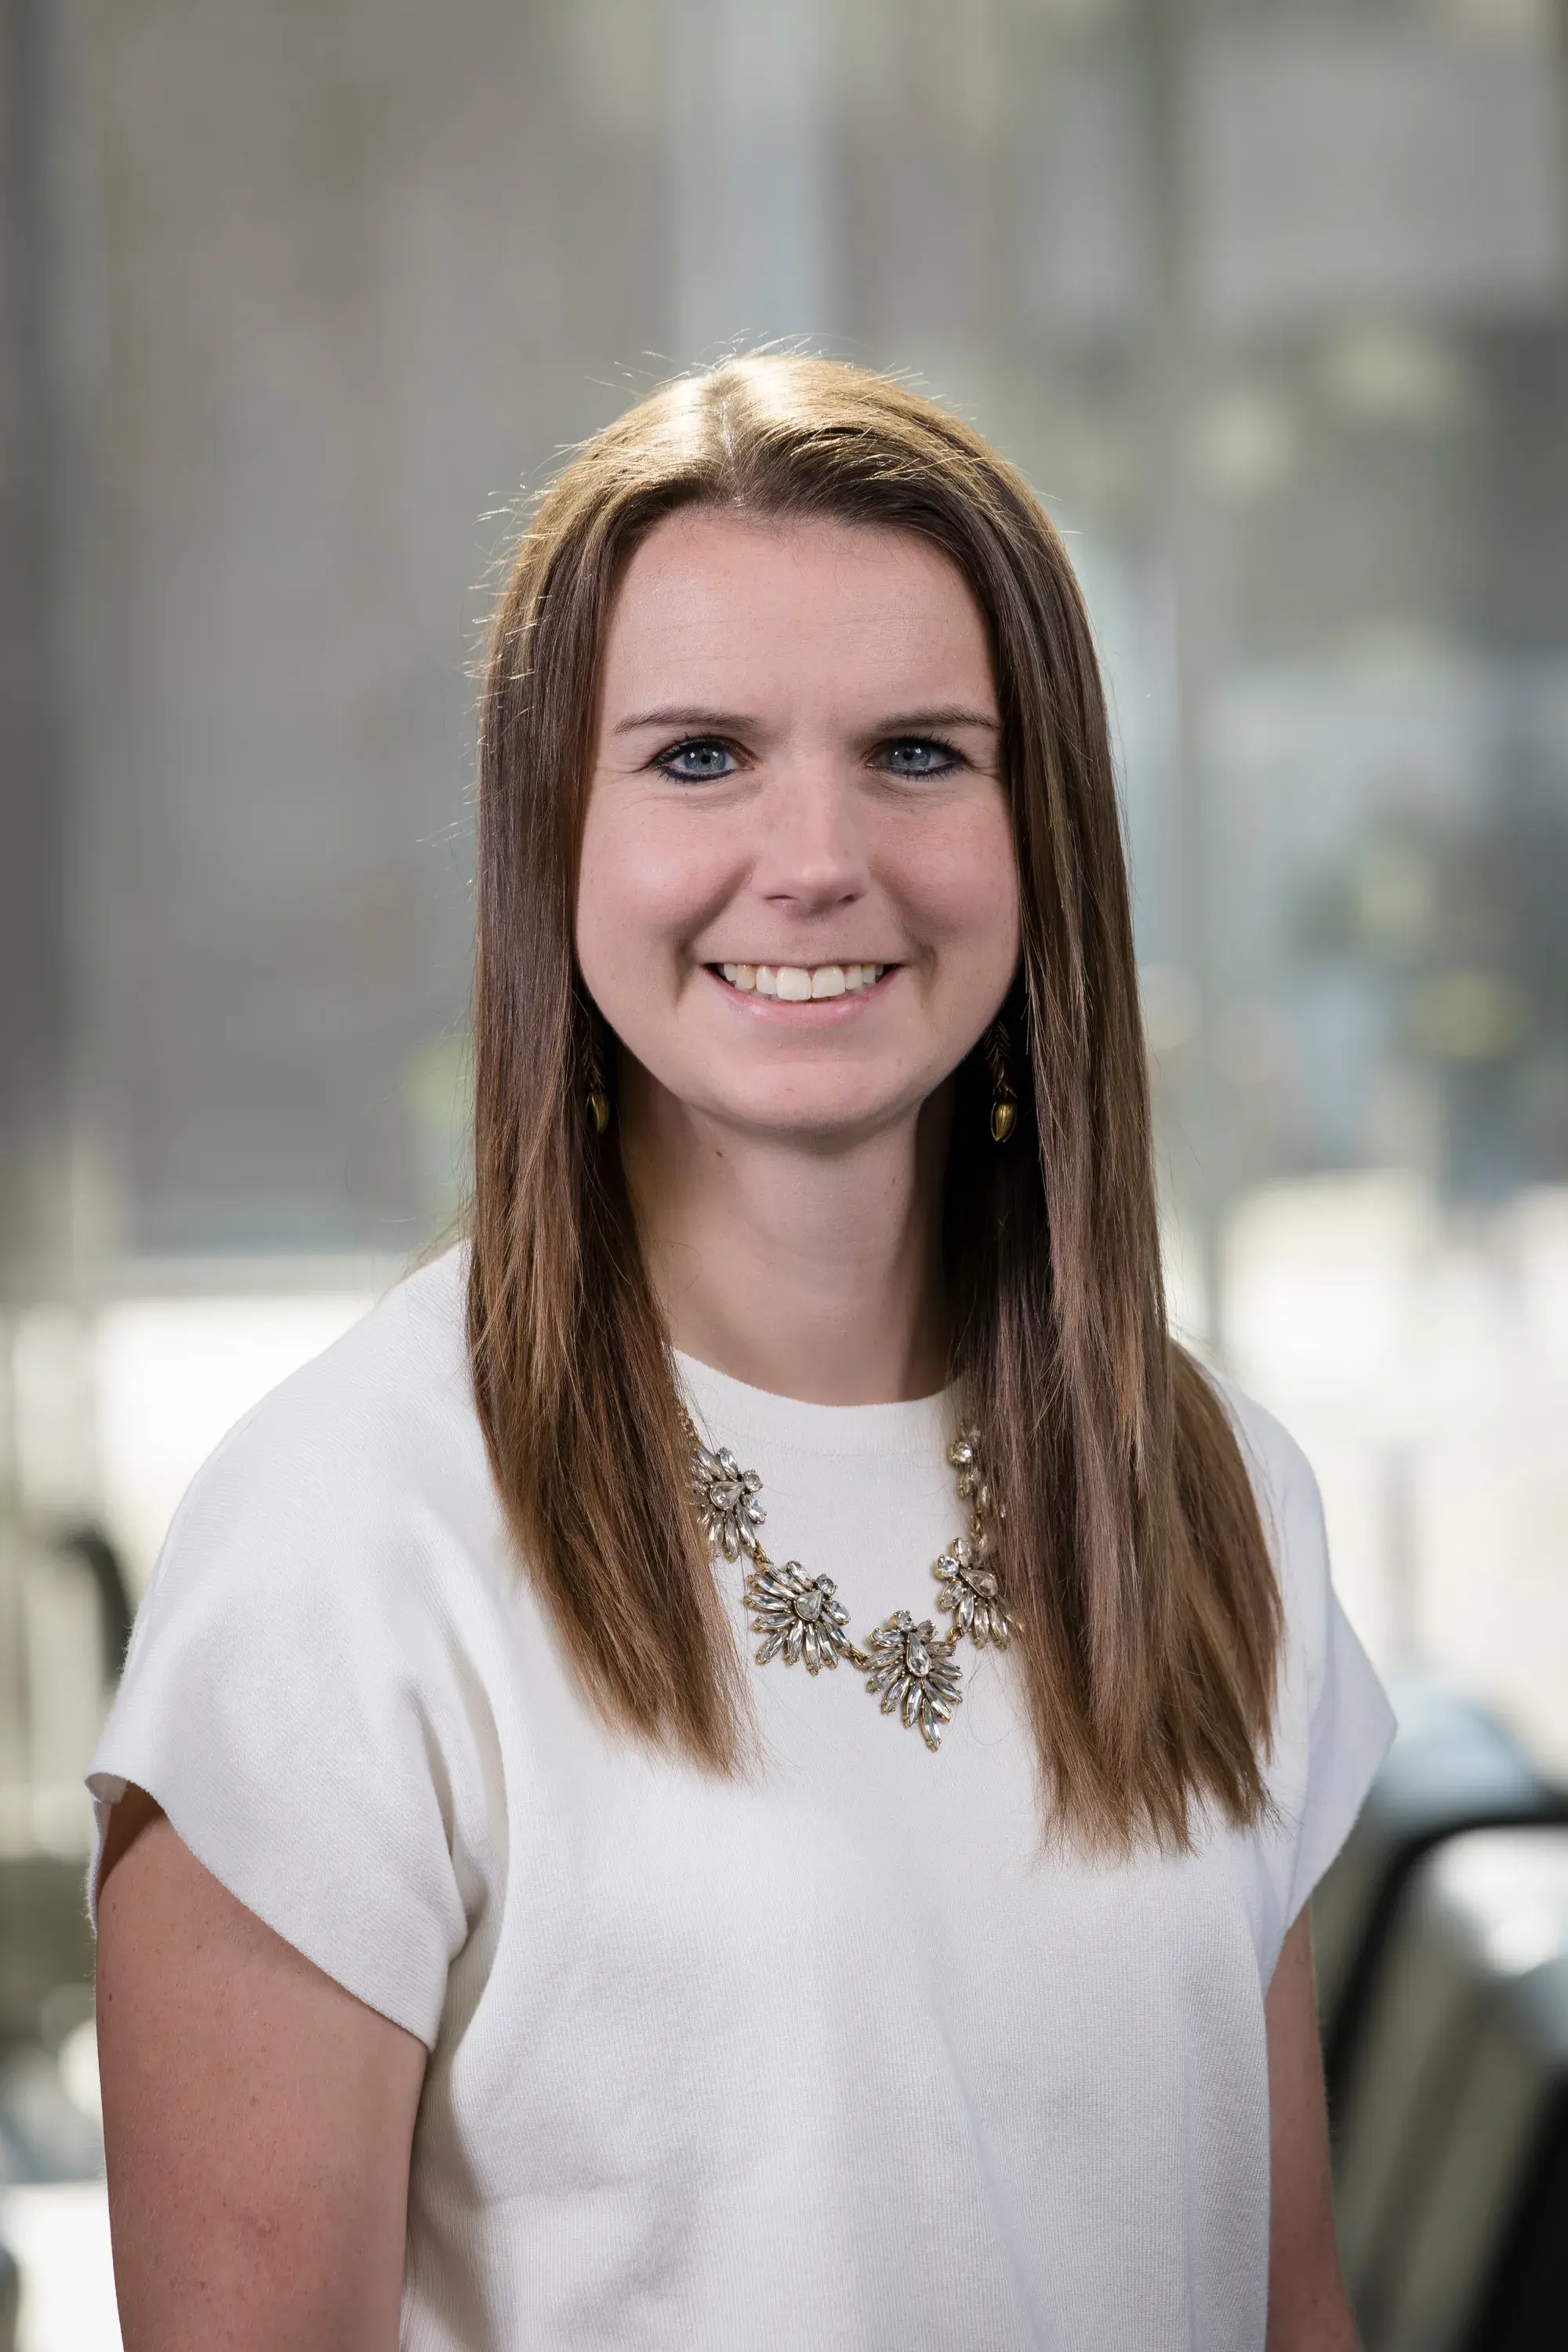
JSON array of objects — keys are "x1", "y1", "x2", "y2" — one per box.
[{"x1": 674, "y1": 1347, "x2": 958, "y2": 1461}]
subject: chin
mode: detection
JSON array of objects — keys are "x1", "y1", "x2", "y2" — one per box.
[{"x1": 700, "y1": 1080, "x2": 916, "y2": 1140}]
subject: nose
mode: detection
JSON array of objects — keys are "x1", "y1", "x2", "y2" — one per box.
[{"x1": 753, "y1": 753, "x2": 870, "y2": 913}]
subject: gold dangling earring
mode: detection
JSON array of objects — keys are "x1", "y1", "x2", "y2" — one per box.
[
  {"x1": 584, "y1": 1026, "x2": 611, "y2": 1136},
  {"x1": 984, "y1": 1018, "x2": 1017, "y2": 1144}
]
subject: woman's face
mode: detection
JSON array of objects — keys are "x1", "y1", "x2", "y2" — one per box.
[{"x1": 575, "y1": 509, "x2": 1021, "y2": 1145}]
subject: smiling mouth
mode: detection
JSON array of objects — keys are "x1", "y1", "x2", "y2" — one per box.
[{"x1": 712, "y1": 961, "x2": 890, "y2": 1001}]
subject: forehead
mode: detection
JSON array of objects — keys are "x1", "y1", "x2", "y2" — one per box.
[{"x1": 599, "y1": 508, "x2": 995, "y2": 710}]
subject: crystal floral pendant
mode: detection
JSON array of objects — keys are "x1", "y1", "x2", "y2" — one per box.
[
  {"x1": 691, "y1": 1442, "x2": 766, "y2": 1560},
  {"x1": 933, "y1": 1534, "x2": 1011, "y2": 1648},
  {"x1": 863, "y1": 1613, "x2": 964, "y2": 1752},
  {"x1": 743, "y1": 1561, "x2": 855, "y2": 1674}
]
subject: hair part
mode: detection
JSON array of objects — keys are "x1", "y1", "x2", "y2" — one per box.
[{"x1": 468, "y1": 354, "x2": 1281, "y2": 1849}]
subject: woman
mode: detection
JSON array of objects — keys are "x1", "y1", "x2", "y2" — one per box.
[{"x1": 92, "y1": 356, "x2": 1392, "y2": 2350}]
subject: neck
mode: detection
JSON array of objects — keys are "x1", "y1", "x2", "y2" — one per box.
[{"x1": 620, "y1": 1076, "x2": 952, "y2": 1406}]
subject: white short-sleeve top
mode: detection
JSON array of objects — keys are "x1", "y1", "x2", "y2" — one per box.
[{"x1": 89, "y1": 1247, "x2": 1393, "y2": 2352}]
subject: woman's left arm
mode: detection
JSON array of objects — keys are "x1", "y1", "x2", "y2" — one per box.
[{"x1": 1265, "y1": 1907, "x2": 1359, "y2": 2351}]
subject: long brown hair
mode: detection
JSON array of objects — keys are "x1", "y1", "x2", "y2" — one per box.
[{"x1": 469, "y1": 355, "x2": 1280, "y2": 1850}]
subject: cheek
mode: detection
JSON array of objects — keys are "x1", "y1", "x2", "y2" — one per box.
[
  {"x1": 902, "y1": 799, "x2": 1020, "y2": 971},
  {"x1": 576, "y1": 803, "x2": 726, "y2": 986}
]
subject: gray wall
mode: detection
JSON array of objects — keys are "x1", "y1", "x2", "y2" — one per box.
[{"x1": 7, "y1": 0, "x2": 1567, "y2": 1283}]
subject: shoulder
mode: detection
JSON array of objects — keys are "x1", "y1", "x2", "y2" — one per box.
[
  {"x1": 1205, "y1": 1371, "x2": 1328, "y2": 1597},
  {"x1": 132, "y1": 1246, "x2": 496, "y2": 1639},
  {"x1": 1205, "y1": 1370, "x2": 1319, "y2": 1542},
  {"x1": 172, "y1": 1243, "x2": 477, "y2": 1524},
  {"x1": 1202, "y1": 1370, "x2": 1396, "y2": 1907},
  {"x1": 1200, "y1": 1368, "x2": 1343, "y2": 1711},
  {"x1": 93, "y1": 1248, "x2": 499, "y2": 2043}
]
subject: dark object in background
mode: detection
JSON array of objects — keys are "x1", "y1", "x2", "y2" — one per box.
[
  {"x1": 1439, "y1": 1929, "x2": 1568, "y2": 2352},
  {"x1": 1335, "y1": 1828, "x2": 1568, "y2": 2352},
  {"x1": 0, "y1": 2239, "x2": 16, "y2": 2352},
  {"x1": 0, "y1": 1858, "x2": 94, "y2": 2049},
  {"x1": 53, "y1": 1526, "x2": 135, "y2": 1686},
  {"x1": 1462, "y1": 1949, "x2": 1568, "y2": 2352},
  {"x1": 1314, "y1": 1670, "x2": 1563, "y2": 2108}
]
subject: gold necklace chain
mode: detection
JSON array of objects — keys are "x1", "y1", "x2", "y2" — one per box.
[{"x1": 685, "y1": 1414, "x2": 1010, "y2": 1752}]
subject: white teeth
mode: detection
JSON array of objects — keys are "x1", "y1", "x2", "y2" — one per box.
[{"x1": 717, "y1": 960, "x2": 887, "y2": 995}]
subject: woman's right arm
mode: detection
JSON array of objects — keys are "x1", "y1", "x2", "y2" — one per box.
[{"x1": 96, "y1": 1785, "x2": 427, "y2": 2352}]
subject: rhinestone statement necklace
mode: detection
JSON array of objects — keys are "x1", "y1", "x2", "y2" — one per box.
[{"x1": 687, "y1": 1417, "x2": 1010, "y2": 1752}]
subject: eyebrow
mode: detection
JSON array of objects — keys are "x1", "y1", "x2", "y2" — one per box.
[
  {"x1": 612, "y1": 702, "x2": 1001, "y2": 736},
  {"x1": 883, "y1": 706, "x2": 1001, "y2": 735},
  {"x1": 612, "y1": 706, "x2": 759, "y2": 736}
]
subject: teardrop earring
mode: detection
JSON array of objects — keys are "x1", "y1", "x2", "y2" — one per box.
[
  {"x1": 984, "y1": 1018, "x2": 1017, "y2": 1144},
  {"x1": 584, "y1": 1027, "x2": 612, "y2": 1136}
]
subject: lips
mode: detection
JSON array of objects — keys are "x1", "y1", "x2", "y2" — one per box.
[{"x1": 714, "y1": 962, "x2": 888, "y2": 1001}]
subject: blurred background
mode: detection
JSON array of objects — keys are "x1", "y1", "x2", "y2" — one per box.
[{"x1": 2, "y1": 0, "x2": 1566, "y2": 2345}]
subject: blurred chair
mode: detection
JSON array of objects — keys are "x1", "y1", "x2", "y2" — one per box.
[
  {"x1": 1313, "y1": 1670, "x2": 1563, "y2": 2109},
  {"x1": 1337, "y1": 1828, "x2": 1568, "y2": 2352},
  {"x1": 1439, "y1": 1946, "x2": 1568, "y2": 2350},
  {"x1": 53, "y1": 1527, "x2": 135, "y2": 1688},
  {"x1": 0, "y1": 1858, "x2": 95, "y2": 2052},
  {"x1": 0, "y1": 1519, "x2": 131, "y2": 2049}
]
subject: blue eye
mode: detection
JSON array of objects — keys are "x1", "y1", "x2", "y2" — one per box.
[
  {"x1": 884, "y1": 738, "x2": 960, "y2": 777},
  {"x1": 659, "y1": 738, "x2": 736, "y2": 782}
]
